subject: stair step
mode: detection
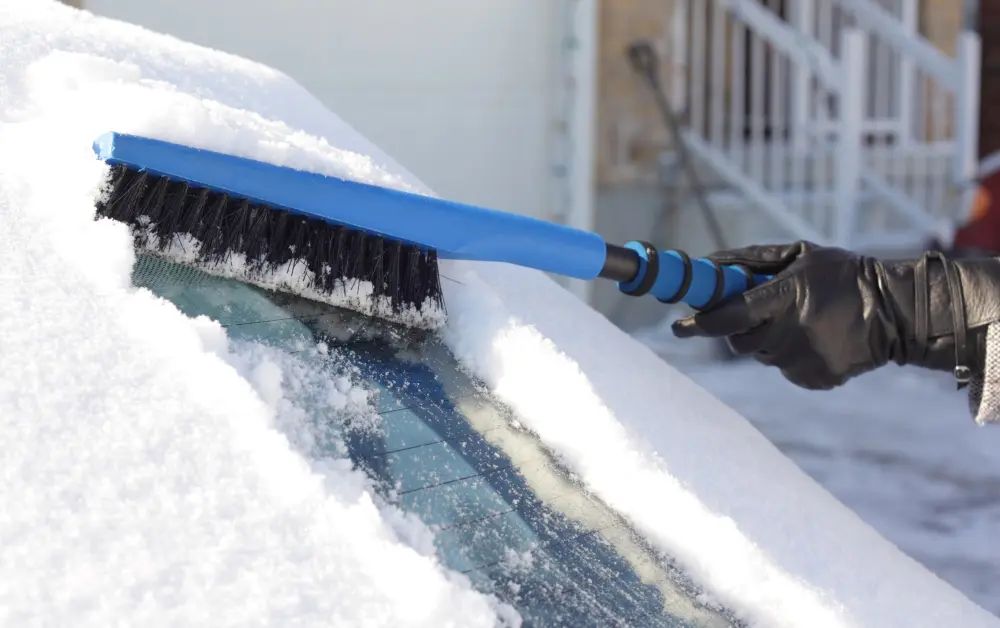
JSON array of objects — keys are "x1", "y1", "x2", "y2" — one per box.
[
  {"x1": 660, "y1": 145, "x2": 955, "y2": 196},
  {"x1": 700, "y1": 189, "x2": 874, "y2": 210},
  {"x1": 851, "y1": 230, "x2": 939, "y2": 253}
]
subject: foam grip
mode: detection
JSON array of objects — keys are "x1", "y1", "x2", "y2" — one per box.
[{"x1": 619, "y1": 243, "x2": 772, "y2": 309}]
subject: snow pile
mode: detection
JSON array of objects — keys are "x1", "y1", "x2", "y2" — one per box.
[
  {"x1": 680, "y1": 359, "x2": 1000, "y2": 618},
  {"x1": 1, "y1": 1, "x2": 997, "y2": 627},
  {"x1": 0, "y1": 2, "x2": 512, "y2": 626},
  {"x1": 439, "y1": 263, "x2": 1000, "y2": 627}
]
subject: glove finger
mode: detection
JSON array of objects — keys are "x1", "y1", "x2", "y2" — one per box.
[
  {"x1": 726, "y1": 326, "x2": 769, "y2": 356},
  {"x1": 671, "y1": 294, "x2": 760, "y2": 339}
]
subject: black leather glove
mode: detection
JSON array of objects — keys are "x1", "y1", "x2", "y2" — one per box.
[{"x1": 671, "y1": 241, "x2": 1000, "y2": 390}]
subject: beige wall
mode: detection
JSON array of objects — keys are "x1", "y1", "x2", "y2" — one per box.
[
  {"x1": 596, "y1": 0, "x2": 678, "y2": 187},
  {"x1": 921, "y1": 0, "x2": 963, "y2": 55},
  {"x1": 916, "y1": 0, "x2": 965, "y2": 142}
]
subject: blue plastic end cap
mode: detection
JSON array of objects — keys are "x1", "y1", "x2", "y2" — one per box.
[{"x1": 93, "y1": 132, "x2": 118, "y2": 161}]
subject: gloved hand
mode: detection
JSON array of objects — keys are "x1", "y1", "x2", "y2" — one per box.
[{"x1": 671, "y1": 241, "x2": 1000, "y2": 390}]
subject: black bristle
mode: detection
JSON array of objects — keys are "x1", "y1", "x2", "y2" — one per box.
[
  {"x1": 104, "y1": 167, "x2": 148, "y2": 222},
  {"x1": 387, "y1": 241, "x2": 402, "y2": 305},
  {"x1": 313, "y1": 225, "x2": 335, "y2": 293},
  {"x1": 178, "y1": 188, "x2": 210, "y2": 237},
  {"x1": 242, "y1": 205, "x2": 270, "y2": 268},
  {"x1": 268, "y1": 211, "x2": 291, "y2": 267},
  {"x1": 332, "y1": 228, "x2": 347, "y2": 273},
  {"x1": 139, "y1": 177, "x2": 170, "y2": 223},
  {"x1": 146, "y1": 180, "x2": 184, "y2": 226},
  {"x1": 151, "y1": 181, "x2": 188, "y2": 245},
  {"x1": 227, "y1": 199, "x2": 252, "y2": 252},
  {"x1": 101, "y1": 165, "x2": 136, "y2": 216},
  {"x1": 198, "y1": 193, "x2": 230, "y2": 260},
  {"x1": 368, "y1": 237, "x2": 389, "y2": 304},
  {"x1": 287, "y1": 216, "x2": 310, "y2": 275},
  {"x1": 423, "y1": 250, "x2": 443, "y2": 304},
  {"x1": 404, "y1": 247, "x2": 422, "y2": 304},
  {"x1": 370, "y1": 237, "x2": 384, "y2": 284},
  {"x1": 95, "y1": 167, "x2": 445, "y2": 318},
  {"x1": 349, "y1": 232, "x2": 367, "y2": 283}
]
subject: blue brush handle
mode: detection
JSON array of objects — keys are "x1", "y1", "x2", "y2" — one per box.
[
  {"x1": 615, "y1": 242, "x2": 773, "y2": 309},
  {"x1": 93, "y1": 132, "x2": 773, "y2": 308}
]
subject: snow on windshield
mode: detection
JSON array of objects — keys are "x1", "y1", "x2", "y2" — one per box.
[{"x1": 0, "y1": 1, "x2": 997, "y2": 627}]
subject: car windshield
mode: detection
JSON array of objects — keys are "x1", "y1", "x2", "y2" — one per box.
[{"x1": 131, "y1": 253, "x2": 739, "y2": 627}]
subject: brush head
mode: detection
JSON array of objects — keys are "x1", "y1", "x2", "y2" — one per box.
[{"x1": 96, "y1": 164, "x2": 447, "y2": 329}]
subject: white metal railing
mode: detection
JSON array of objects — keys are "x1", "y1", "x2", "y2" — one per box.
[
  {"x1": 668, "y1": 0, "x2": 981, "y2": 249},
  {"x1": 819, "y1": 0, "x2": 981, "y2": 244}
]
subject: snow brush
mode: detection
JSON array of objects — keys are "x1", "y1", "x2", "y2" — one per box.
[{"x1": 93, "y1": 132, "x2": 772, "y2": 329}]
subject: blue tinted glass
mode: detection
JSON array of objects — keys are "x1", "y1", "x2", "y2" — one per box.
[{"x1": 131, "y1": 254, "x2": 738, "y2": 628}]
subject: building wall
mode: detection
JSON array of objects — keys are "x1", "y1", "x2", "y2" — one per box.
[
  {"x1": 81, "y1": 0, "x2": 564, "y2": 226},
  {"x1": 979, "y1": 0, "x2": 1000, "y2": 159}
]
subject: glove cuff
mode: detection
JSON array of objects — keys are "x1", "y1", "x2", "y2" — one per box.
[{"x1": 882, "y1": 252, "x2": 1000, "y2": 388}]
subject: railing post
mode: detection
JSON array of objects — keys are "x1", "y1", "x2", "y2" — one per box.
[
  {"x1": 955, "y1": 31, "x2": 982, "y2": 224},
  {"x1": 670, "y1": 0, "x2": 689, "y2": 111},
  {"x1": 897, "y1": 0, "x2": 918, "y2": 146},
  {"x1": 789, "y1": 0, "x2": 814, "y2": 153},
  {"x1": 834, "y1": 29, "x2": 866, "y2": 248}
]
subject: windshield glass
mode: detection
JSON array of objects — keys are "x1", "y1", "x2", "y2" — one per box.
[{"x1": 131, "y1": 253, "x2": 739, "y2": 627}]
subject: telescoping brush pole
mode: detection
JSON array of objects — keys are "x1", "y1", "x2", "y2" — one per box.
[{"x1": 93, "y1": 132, "x2": 772, "y2": 326}]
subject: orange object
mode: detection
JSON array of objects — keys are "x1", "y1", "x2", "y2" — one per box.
[
  {"x1": 953, "y1": 179, "x2": 1000, "y2": 253},
  {"x1": 971, "y1": 186, "x2": 992, "y2": 222}
]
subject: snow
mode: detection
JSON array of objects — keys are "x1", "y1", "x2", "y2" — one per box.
[
  {"x1": 1, "y1": 1, "x2": 997, "y2": 627},
  {"x1": 144, "y1": 232, "x2": 447, "y2": 330},
  {"x1": 676, "y1": 357, "x2": 1000, "y2": 619},
  {"x1": 0, "y1": 2, "x2": 511, "y2": 626},
  {"x1": 438, "y1": 262, "x2": 1000, "y2": 627}
]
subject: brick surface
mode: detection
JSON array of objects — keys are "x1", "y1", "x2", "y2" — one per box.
[{"x1": 981, "y1": 1, "x2": 1000, "y2": 158}]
